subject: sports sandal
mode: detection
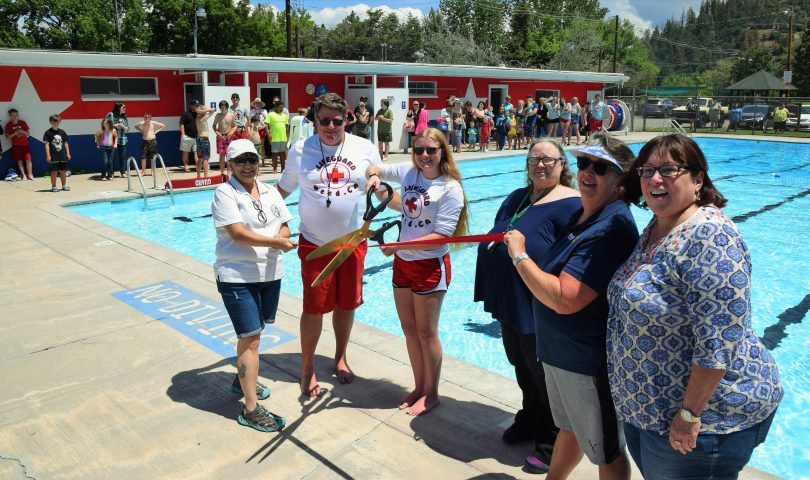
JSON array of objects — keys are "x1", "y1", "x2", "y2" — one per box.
[
  {"x1": 237, "y1": 404, "x2": 285, "y2": 432},
  {"x1": 524, "y1": 453, "x2": 550, "y2": 474},
  {"x1": 231, "y1": 374, "x2": 270, "y2": 400}
]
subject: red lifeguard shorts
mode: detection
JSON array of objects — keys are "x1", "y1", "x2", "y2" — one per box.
[
  {"x1": 298, "y1": 235, "x2": 367, "y2": 315},
  {"x1": 392, "y1": 253, "x2": 451, "y2": 294},
  {"x1": 590, "y1": 119, "x2": 603, "y2": 132}
]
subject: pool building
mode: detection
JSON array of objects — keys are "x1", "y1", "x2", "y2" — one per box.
[{"x1": 0, "y1": 48, "x2": 628, "y2": 175}]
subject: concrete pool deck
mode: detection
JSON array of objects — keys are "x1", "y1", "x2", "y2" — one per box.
[{"x1": 0, "y1": 132, "x2": 783, "y2": 479}]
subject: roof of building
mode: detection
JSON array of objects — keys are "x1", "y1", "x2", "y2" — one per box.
[
  {"x1": 726, "y1": 70, "x2": 794, "y2": 91},
  {"x1": 0, "y1": 48, "x2": 630, "y2": 84}
]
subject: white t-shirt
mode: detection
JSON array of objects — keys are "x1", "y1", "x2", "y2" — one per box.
[
  {"x1": 212, "y1": 177, "x2": 293, "y2": 283},
  {"x1": 278, "y1": 134, "x2": 381, "y2": 246},
  {"x1": 591, "y1": 101, "x2": 605, "y2": 120},
  {"x1": 231, "y1": 104, "x2": 249, "y2": 128},
  {"x1": 378, "y1": 163, "x2": 465, "y2": 261}
]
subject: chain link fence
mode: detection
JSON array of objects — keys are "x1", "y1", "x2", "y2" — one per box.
[{"x1": 605, "y1": 94, "x2": 810, "y2": 133}]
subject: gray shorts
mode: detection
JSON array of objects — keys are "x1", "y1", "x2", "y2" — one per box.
[
  {"x1": 179, "y1": 135, "x2": 197, "y2": 152},
  {"x1": 543, "y1": 363, "x2": 625, "y2": 465},
  {"x1": 270, "y1": 141, "x2": 287, "y2": 154}
]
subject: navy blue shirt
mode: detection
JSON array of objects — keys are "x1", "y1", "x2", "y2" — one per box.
[
  {"x1": 474, "y1": 187, "x2": 581, "y2": 335},
  {"x1": 534, "y1": 199, "x2": 639, "y2": 376}
]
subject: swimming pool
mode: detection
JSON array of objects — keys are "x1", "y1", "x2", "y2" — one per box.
[{"x1": 69, "y1": 137, "x2": 809, "y2": 479}]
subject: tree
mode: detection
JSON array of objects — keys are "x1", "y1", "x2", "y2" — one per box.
[
  {"x1": 794, "y1": 28, "x2": 810, "y2": 96},
  {"x1": 731, "y1": 46, "x2": 774, "y2": 82}
]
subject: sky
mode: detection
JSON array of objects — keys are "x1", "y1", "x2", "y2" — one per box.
[{"x1": 257, "y1": 0, "x2": 704, "y2": 31}]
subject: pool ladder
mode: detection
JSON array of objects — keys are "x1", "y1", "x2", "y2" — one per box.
[
  {"x1": 126, "y1": 155, "x2": 175, "y2": 208},
  {"x1": 663, "y1": 119, "x2": 690, "y2": 137}
]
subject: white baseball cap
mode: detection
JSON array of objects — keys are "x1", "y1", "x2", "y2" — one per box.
[{"x1": 227, "y1": 139, "x2": 259, "y2": 161}]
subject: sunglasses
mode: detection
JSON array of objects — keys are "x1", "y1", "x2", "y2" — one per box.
[
  {"x1": 232, "y1": 156, "x2": 259, "y2": 166},
  {"x1": 527, "y1": 156, "x2": 561, "y2": 167},
  {"x1": 413, "y1": 146, "x2": 440, "y2": 155},
  {"x1": 637, "y1": 164, "x2": 691, "y2": 178},
  {"x1": 317, "y1": 117, "x2": 344, "y2": 127},
  {"x1": 576, "y1": 156, "x2": 620, "y2": 176},
  {"x1": 252, "y1": 199, "x2": 268, "y2": 224}
]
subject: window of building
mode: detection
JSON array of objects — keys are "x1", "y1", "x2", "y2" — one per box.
[
  {"x1": 80, "y1": 77, "x2": 159, "y2": 100},
  {"x1": 535, "y1": 89, "x2": 560, "y2": 100},
  {"x1": 409, "y1": 81, "x2": 437, "y2": 97}
]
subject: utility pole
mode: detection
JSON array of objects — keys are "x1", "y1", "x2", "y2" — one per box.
[
  {"x1": 286, "y1": 0, "x2": 292, "y2": 57},
  {"x1": 295, "y1": 23, "x2": 300, "y2": 58},
  {"x1": 612, "y1": 15, "x2": 619, "y2": 73},
  {"x1": 786, "y1": 8, "x2": 793, "y2": 98}
]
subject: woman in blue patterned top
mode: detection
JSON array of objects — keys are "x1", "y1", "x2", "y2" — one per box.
[{"x1": 608, "y1": 134, "x2": 782, "y2": 479}]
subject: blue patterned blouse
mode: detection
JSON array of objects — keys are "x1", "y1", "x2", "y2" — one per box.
[{"x1": 607, "y1": 205, "x2": 782, "y2": 434}]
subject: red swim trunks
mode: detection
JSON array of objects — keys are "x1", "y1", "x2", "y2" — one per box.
[{"x1": 298, "y1": 235, "x2": 367, "y2": 315}]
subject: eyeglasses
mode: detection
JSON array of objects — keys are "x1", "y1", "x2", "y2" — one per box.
[
  {"x1": 252, "y1": 199, "x2": 268, "y2": 224},
  {"x1": 527, "y1": 156, "x2": 561, "y2": 166},
  {"x1": 413, "y1": 146, "x2": 440, "y2": 155},
  {"x1": 576, "y1": 156, "x2": 620, "y2": 176},
  {"x1": 232, "y1": 156, "x2": 259, "y2": 166},
  {"x1": 317, "y1": 117, "x2": 344, "y2": 127},
  {"x1": 637, "y1": 164, "x2": 692, "y2": 178}
]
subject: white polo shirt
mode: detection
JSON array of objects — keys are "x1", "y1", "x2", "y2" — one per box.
[{"x1": 212, "y1": 177, "x2": 293, "y2": 283}]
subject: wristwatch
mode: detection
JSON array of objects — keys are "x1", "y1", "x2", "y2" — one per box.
[
  {"x1": 679, "y1": 407, "x2": 701, "y2": 423},
  {"x1": 512, "y1": 252, "x2": 530, "y2": 267}
]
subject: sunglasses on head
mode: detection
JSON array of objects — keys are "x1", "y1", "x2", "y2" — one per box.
[
  {"x1": 232, "y1": 156, "x2": 259, "y2": 166},
  {"x1": 576, "y1": 156, "x2": 619, "y2": 175},
  {"x1": 317, "y1": 117, "x2": 344, "y2": 127},
  {"x1": 413, "y1": 146, "x2": 440, "y2": 155}
]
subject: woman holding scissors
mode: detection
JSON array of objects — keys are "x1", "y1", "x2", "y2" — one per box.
[{"x1": 366, "y1": 127, "x2": 469, "y2": 416}]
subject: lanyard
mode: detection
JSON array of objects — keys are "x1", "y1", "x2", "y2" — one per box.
[{"x1": 505, "y1": 184, "x2": 558, "y2": 231}]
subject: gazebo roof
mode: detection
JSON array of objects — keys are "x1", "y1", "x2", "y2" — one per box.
[{"x1": 726, "y1": 70, "x2": 793, "y2": 91}]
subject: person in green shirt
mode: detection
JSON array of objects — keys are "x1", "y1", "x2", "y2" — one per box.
[
  {"x1": 266, "y1": 101, "x2": 290, "y2": 173},
  {"x1": 773, "y1": 103, "x2": 788, "y2": 133},
  {"x1": 375, "y1": 99, "x2": 394, "y2": 161}
]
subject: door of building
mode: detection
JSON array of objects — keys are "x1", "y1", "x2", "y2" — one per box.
[
  {"x1": 489, "y1": 85, "x2": 507, "y2": 110},
  {"x1": 258, "y1": 84, "x2": 288, "y2": 109}
]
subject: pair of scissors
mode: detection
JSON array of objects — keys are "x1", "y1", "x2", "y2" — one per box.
[{"x1": 306, "y1": 182, "x2": 401, "y2": 286}]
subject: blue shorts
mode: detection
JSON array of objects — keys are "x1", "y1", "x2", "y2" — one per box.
[{"x1": 217, "y1": 280, "x2": 281, "y2": 338}]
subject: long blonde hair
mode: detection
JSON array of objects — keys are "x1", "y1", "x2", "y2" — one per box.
[{"x1": 411, "y1": 128, "x2": 470, "y2": 241}]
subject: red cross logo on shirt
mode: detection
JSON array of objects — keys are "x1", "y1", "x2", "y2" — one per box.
[
  {"x1": 405, "y1": 197, "x2": 418, "y2": 213},
  {"x1": 328, "y1": 168, "x2": 345, "y2": 184}
]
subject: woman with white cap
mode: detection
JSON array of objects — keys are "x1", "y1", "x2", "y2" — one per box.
[
  {"x1": 503, "y1": 133, "x2": 639, "y2": 479},
  {"x1": 211, "y1": 138, "x2": 295, "y2": 432}
]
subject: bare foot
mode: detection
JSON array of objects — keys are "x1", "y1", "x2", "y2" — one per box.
[
  {"x1": 335, "y1": 358, "x2": 355, "y2": 384},
  {"x1": 398, "y1": 390, "x2": 423, "y2": 410},
  {"x1": 300, "y1": 371, "x2": 323, "y2": 398},
  {"x1": 27, "y1": 175, "x2": 35, "y2": 180},
  {"x1": 407, "y1": 395, "x2": 440, "y2": 416}
]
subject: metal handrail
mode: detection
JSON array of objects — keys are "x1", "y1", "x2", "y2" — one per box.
[
  {"x1": 663, "y1": 118, "x2": 689, "y2": 136},
  {"x1": 126, "y1": 156, "x2": 148, "y2": 208},
  {"x1": 151, "y1": 154, "x2": 175, "y2": 205}
]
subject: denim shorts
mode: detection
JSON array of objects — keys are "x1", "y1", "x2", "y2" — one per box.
[
  {"x1": 623, "y1": 409, "x2": 776, "y2": 480},
  {"x1": 216, "y1": 280, "x2": 281, "y2": 338}
]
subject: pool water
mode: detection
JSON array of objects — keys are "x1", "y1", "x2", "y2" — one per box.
[{"x1": 70, "y1": 138, "x2": 810, "y2": 479}]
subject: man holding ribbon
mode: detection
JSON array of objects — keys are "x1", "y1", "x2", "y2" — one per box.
[{"x1": 276, "y1": 93, "x2": 381, "y2": 398}]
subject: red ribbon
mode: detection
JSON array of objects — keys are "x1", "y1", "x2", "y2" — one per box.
[{"x1": 291, "y1": 232, "x2": 504, "y2": 250}]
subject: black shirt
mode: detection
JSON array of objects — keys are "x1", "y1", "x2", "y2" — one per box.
[
  {"x1": 43, "y1": 128, "x2": 69, "y2": 163},
  {"x1": 180, "y1": 109, "x2": 198, "y2": 138}
]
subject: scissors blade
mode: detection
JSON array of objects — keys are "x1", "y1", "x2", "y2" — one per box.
[
  {"x1": 310, "y1": 229, "x2": 367, "y2": 287},
  {"x1": 305, "y1": 229, "x2": 362, "y2": 260}
]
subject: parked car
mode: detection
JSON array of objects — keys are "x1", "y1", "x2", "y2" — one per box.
[
  {"x1": 644, "y1": 98, "x2": 674, "y2": 117},
  {"x1": 786, "y1": 105, "x2": 810, "y2": 131},
  {"x1": 739, "y1": 104, "x2": 773, "y2": 131},
  {"x1": 672, "y1": 98, "x2": 728, "y2": 127}
]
